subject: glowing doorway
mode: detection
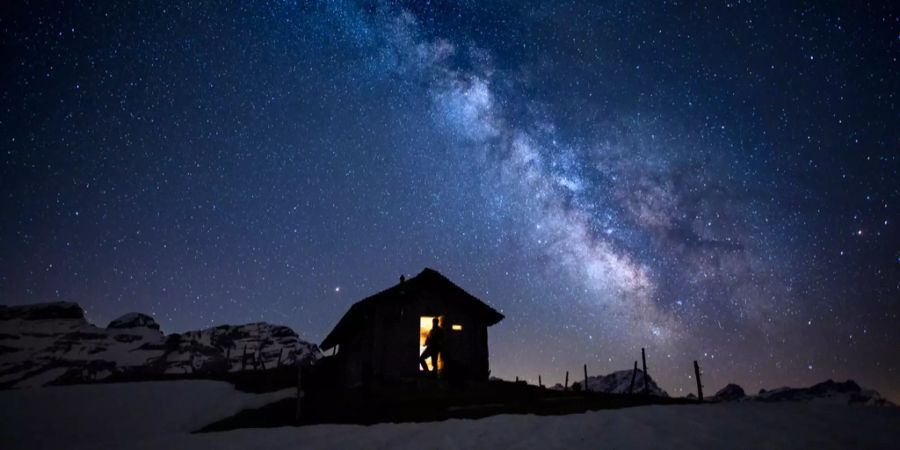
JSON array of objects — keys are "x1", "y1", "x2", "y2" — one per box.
[{"x1": 419, "y1": 316, "x2": 443, "y2": 372}]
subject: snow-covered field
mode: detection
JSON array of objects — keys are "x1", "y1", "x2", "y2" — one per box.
[
  {"x1": 0, "y1": 381, "x2": 294, "y2": 450},
  {"x1": 1, "y1": 380, "x2": 898, "y2": 450}
]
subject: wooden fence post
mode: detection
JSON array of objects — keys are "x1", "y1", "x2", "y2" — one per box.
[
  {"x1": 641, "y1": 348, "x2": 649, "y2": 394},
  {"x1": 694, "y1": 360, "x2": 704, "y2": 402},
  {"x1": 583, "y1": 364, "x2": 588, "y2": 392}
]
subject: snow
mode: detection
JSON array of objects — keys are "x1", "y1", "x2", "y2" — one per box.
[
  {"x1": 582, "y1": 369, "x2": 668, "y2": 396},
  {"x1": 0, "y1": 305, "x2": 167, "y2": 385},
  {"x1": 12, "y1": 367, "x2": 70, "y2": 389},
  {"x1": 1, "y1": 380, "x2": 898, "y2": 450},
  {"x1": 1, "y1": 301, "x2": 320, "y2": 387},
  {"x1": 0, "y1": 380, "x2": 294, "y2": 450},
  {"x1": 744, "y1": 379, "x2": 894, "y2": 407},
  {"x1": 108, "y1": 312, "x2": 160, "y2": 330},
  {"x1": 128, "y1": 403, "x2": 900, "y2": 450}
]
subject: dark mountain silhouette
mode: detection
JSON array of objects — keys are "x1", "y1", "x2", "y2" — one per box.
[
  {"x1": 704, "y1": 380, "x2": 893, "y2": 406},
  {"x1": 713, "y1": 383, "x2": 746, "y2": 401},
  {"x1": 754, "y1": 379, "x2": 893, "y2": 406}
]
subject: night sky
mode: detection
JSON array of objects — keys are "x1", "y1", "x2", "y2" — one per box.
[{"x1": 2, "y1": 1, "x2": 898, "y2": 401}]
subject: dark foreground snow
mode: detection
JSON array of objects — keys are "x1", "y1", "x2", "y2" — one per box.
[{"x1": 1, "y1": 380, "x2": 898, "y2": 450}]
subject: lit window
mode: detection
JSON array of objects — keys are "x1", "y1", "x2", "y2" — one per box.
[{"x1": 452, "y1": 324, "x2": 463, "y2": 331}]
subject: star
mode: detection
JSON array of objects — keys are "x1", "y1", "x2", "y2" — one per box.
[{"x1": 1, "y1": 0, "x2": 896, "y2": 403}]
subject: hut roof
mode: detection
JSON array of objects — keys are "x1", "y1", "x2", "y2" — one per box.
[{"x1": 321, "y1": 268, "x2": 503, "y2": 350}]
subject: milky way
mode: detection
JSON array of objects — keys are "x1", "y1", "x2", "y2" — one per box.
[
  {"x1": 369, "y1": 11, "x2": 672, "y2": 336},
  {"x1": 1, "y1": 1, "x2": 897, "y2": 400}
]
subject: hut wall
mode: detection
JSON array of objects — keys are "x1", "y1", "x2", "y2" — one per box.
[{"x1": 331, "y1": 291, "x2": 494, "y2": 386}]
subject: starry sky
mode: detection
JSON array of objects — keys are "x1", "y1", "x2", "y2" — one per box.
[{"x1": 2, "y1": 1, "x2": 898, "y2": 401}]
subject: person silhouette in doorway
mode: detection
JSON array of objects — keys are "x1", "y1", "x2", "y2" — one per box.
[{"x1": 419, "y1": 317, "x2": 444, "y2": 374}]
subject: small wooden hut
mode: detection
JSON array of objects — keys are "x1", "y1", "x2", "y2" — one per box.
[{"x1": 320, "y1": 268, "x2": 504, "y2": 388}]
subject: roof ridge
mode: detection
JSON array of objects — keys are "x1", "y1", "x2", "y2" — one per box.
[{"x1": 320, "y1": 267, "x2": 503, "y2": 350}]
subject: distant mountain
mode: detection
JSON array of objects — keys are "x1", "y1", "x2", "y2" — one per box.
[
  {"x1": 0, "y1": 302, "x2": 320, "y2": 389},
  {"x1": 704, "y1": 380, "x2": 893, "y2": 406},
  {"x1": 585, "y1": 369, "x2": 669, "y2": 397},
  {"x1": 754, "y1": 380, "x2": 893, "y2": 407},
  {"x1": 551, "y1": 369, "x2": 668, "y2": 397},
  {"x1": 712, "y1": 383, "x2": 746, "y2": 402}
]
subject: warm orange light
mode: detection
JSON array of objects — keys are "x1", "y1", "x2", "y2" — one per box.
[
  {"x1": 452, "y1": 324, "x2": 463, "y2": 331},
  {"x1": 419, "y1": 316, "x2": 443, "y2": 372}
]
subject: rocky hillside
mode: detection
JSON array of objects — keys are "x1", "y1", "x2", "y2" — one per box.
[
  {"x1": 706, "y1": 380, "x2": 893, "y2": 406},
  {"x1": 712, "y1": 383, "x2": 746, "y2": 401},
  {"x1": 754, "y1": 379, "x2": 893, "y2": 406},
  {"x1": 585, "y1": 369, "x2": 669, "y2": 397},
  {"x1": 0, "y1": 302, "x2": 320, "y2": 389},
  {"x1": 551, "y1": 369, "x2": 668, "y2": 397}
]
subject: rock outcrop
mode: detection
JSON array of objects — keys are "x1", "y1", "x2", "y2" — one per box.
[
  {"x1": 0, "y1": 302, "x2": 320, "y2": 389},
  {"x1": 713, "y1": 383, "x2": 747, "y2": 402},
  {"x1": 584, "y1": 369, "x2": 669, "y2": 397},
  {"x1": 754, "y1": 379, "x2": 893, "y2": 407},
  {"x1": 551, "y1": 369, "x2": 668, "y2": 397},
  {"x1": 107, "y1": 313, "x2": 161, "y2": 331}
]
